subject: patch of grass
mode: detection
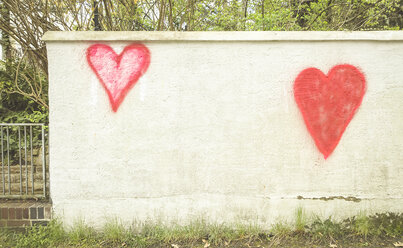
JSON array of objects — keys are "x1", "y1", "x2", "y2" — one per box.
[
  {"x1": 345, "y1": 212, "x2": 403, "y2": 238},
  {"x1": 294, "y1": 207, "x2": 308, "y2": 233},
  {"x1": 68, "y1": 219, "x2": 98, "y2": 245},
  {"x1": 310, "y1": 216, "x2": 345, "y2": 241},
  {"x1": 135, "y1": 219, "x2": 262, "y2": 246},
  {"x1": 14, "y1": 220, "x2": 66, "y2": 248},
  {"x1": 0, "y1": 211, "x2": 401, "y2": 248},
  {"x1": 0, "y1": 228, "x2": 18, "y2": 248},
  {"x1": 103, "y1": 218, "x2": 128, "y2": 242},
  {"x1": 367, "y1": 212, "x2": 403, "y2": 238},
  {"x1": 271, "y1": 221, "x2": 293, "y2": 237},
  {"x1": 352, "y1": 211, "x2": 371, "y2": 237}
]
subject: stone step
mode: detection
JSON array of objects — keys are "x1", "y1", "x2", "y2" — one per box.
[
  {"x1": 3, "y1": 180, "x2": 48, "y2": 188},
  {"x1": 1, "y1": 185, "x2": 45, "y2": 195},
  {"x1": 0, "y1": 165, "x2": 47, "y2": 172},
  {"x1": 1, "y1": 176, "x2": 49, "y2": 187},
  {"x1": 2, "y1": 181, "x2": 45, "y2": 190},
  {"x1": 1, "y1": 177, "x2": 48, "y2": 193},
  {"x1": 5, "y1": 181, "x2": 46, "y2": 189},
  {"x1": 3, "y1": 172, "x2": 48, "y2": 183}
]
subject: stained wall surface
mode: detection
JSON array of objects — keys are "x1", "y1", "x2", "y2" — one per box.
[{"x1": 43, "y1": 32, "x2": 403, "y2": 227}]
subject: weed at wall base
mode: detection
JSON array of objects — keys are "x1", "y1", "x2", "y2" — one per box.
[{"x1": 0, "y1": 211, "x2": 402, "y2": 248}]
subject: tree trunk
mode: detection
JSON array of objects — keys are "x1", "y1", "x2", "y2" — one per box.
[
  {"x1": 168, "y1": 0, "x2": 174, "y2": 30},
  {"x1": 261, "y1": 0, "x2": 264, "y2": 30},
  {"x1": 243, "y1": 0, "x2": 249, "y2": 30},
  {"x1": 93, "y1": 0, "x2": 101, "y2": 31},
  {"x1": 1, "y1": 0, "x2": 12, "y2": 70}
]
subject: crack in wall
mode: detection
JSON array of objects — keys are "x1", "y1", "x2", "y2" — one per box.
[{"x1": 297, "y1": 195, "x2": 362, "y2": 202}]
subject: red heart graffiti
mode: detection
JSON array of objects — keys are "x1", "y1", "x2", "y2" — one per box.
[
  {"x1": 294, "y1": 64, "x2": 366, "y2": 159},
  {"x1": 87, "y1": 44, "x2": 150, "y2": 112}
]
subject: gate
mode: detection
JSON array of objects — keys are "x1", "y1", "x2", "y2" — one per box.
[{"x1": 0, "y1": 123, "x2": 47, "y2": 199}]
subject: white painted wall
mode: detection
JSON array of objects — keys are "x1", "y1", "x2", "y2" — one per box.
[{"x1": 44, "y1": 32, "x2": 403, "y2": 227}]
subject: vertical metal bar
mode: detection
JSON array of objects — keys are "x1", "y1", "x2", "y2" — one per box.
[
  {"x1": 1, "y1": 126, "x2": 4, "y2": 195},
  {"x1": 24, "y1": 126, "x2": 28, "y2": 194},
  {"x1": 41, "y1": 125, "x2": 46, "y2": 198},
  {"x1": 30, "y1": 126, "x2": 34, "y2": 194},
  {"x1": 6, "y1": 127, "x2": 10, "y2": 194},
  {"x1": 19, "y1": 127, "x2": 22, "y2": 194}
]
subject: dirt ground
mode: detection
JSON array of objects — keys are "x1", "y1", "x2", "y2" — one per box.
[{"x1": 167, "y1": 235, "x2": 402, "y2": 248}]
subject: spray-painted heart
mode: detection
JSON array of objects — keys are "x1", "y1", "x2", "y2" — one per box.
[
  {"x1": 294, "y1": 64, "x2": 366, "y2": 159},
  {"x1": 87, "y1": 44, "x2": 150, "y2": 112}
]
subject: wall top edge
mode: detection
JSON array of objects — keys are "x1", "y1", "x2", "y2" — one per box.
[{"x1": 42, "y1": 31, "x2": 403, "y2": 42}]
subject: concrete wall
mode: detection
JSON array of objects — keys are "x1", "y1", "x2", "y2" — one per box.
[{"x1": 43, "y1": 31, "x2": 403, "y2": 227}]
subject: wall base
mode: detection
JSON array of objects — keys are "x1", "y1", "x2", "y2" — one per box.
[{"x1": 0, "y1": 200, "x2": 51, "y2": 228}]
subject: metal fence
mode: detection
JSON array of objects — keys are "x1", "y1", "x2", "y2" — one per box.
[{"x1": 0, "y1": 123, "x2": 47, "y2": 199}]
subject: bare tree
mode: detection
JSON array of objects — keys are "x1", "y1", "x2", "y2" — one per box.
[{"x1": 0, "y1": 0, "x2": 400, "y2": 110}]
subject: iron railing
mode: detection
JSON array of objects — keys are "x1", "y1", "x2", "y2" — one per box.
[{"x1": 0, "y1": 123, "x2": 47, "y2": 199}]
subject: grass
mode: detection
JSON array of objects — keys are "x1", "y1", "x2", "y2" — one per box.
[
  {"x1": 0, "y1": 211, "x2": 402, "y2": 248},
  {"x1": 353, "y1": 211, "x2": 371, "y2": 237},
  {"x1": 294, "y1": 206, "x2": 308, "y2": 233}
]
